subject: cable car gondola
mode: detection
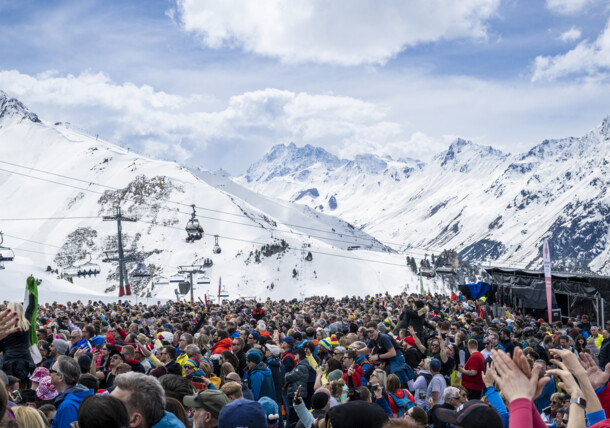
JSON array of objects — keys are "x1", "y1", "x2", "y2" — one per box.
[
  {"x1": 0, "y1": 232, "x2": 15, "y2": 262},
  {"x1": 185, "y1": 205, "x2": 204, "y2": 242},
  {"x1": 212, "y1": 235, "x2": 221, "y2": 254}
]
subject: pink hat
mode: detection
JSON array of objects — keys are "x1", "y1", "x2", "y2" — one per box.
[
  {"x1": 29, "y1": 367, "x2": 49, "y2": 383},
  {"x1": 36, "y1": 376, "x2": 59, "y2": 401}
]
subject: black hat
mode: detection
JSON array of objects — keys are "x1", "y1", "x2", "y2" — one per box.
[
  {"x1": 435, "y1": 400, "x2": 503, "y2": 428},
  {"x1": 326, "y1": 400, "x2": 388, "y2": 428},
  {"x1": 312, "y1": 392, "x2": 330, "y2": 410}
]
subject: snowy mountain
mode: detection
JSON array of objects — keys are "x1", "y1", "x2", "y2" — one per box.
[
  {"x1": 238, "y1": 122, "x2": 610, "y2": 275},
  {"x1": 0, "y1": 91, "x2": 435, "y2": 303}
]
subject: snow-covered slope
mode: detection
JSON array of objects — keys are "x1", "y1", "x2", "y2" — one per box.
[
  {"x1": 238, "y1": 124, "x2": 610, "y2": 274},
  {"x1": 0, "y1": 91, "x2": 441, "y2": 303}
]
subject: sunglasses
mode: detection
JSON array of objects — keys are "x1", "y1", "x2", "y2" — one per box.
[
  {"x1": 111, "y1": 355, "x2": 121, "y2": 360},
  {"x1": 367, "y1": 330, "x2": 375, "y2": 335},
  {"x1": 49, "y1": 369, "x2": 59, "y2": 375},
  {"x1": 551, "y1": 400, "x2": 559, "y2": 404}
]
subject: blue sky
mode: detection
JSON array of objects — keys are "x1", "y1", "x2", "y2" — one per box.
[{"x1": 1, "y1": 0, "x2": 610, "y2": 174}]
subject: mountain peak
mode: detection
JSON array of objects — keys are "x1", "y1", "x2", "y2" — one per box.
[
  {"x1": 436, "y1": 138, "x2": 505, "y2": 169},
  {"x1": 243, "y1": 143, "x2": 343, "y2": 182},
  {"x1": 0, "y1": 91, "x2": 40, "y2": 123},
  {"x1": 598, "y1": 115, "x2": 610, "y2": 138}
]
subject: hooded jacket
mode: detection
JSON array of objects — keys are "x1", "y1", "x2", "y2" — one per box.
[
  {"x1": 151, "y1": 410, "x2": 187, "y2": 428},
  {"x1": 51, "y1": 385, "x2": 94, "y2": 428},
  {"x1": 285, "y1": 358, "x2": 311, "y2": 398},
  {"x1": 266, "y1": 357, "x2": 285, "y2": 404},
  {"x1": 245, "y1": 361, "x2": 276, "y2": 401},
  {"x1": 211, "y1": 338, "x2": 233, "y2": 355}
]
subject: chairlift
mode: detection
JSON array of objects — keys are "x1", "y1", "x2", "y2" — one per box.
[
  {"x1": 197, "y1": 275, "x2": 211, "y2": 285},
  {"x1": 185, "y1": 205, "x2": 204, "y2": 242},
  {"x1": 153, "y1": 275, "x2": 169, "y2": 286},
  {"x1": 203, "y1": 258, "x2": 213, "y2": 268},
  {"x1": 131, "y1": 263, "x2": 151, "y2": 278},
  {"x1": 169, "y1": 273, "x2": 186, "y2": 284},
  {"x1": 77, "y1": 254, "x2": 101, "y2": 277},
  {"x1": 0, "y1": 232, "x2": 15, "y2": 262},
  {"x1": 305, "y1": 251, "x2": 313, "y2": 261},
  {"x1": 212, "y1": 235, "x2": 221, "y2": 254},
  {"x1": 63, "y1": 264, "x2": 80, "y2": 278}
]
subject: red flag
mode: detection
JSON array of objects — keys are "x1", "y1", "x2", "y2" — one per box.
[{"x1": 204, "y1": 294, "x2": 208, "y2": 307}]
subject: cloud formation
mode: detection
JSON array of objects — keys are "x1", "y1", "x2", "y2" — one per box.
[
  {"x1": 172, "y1": 0, "x2": 500, "y2": 65},
  {"x1": 533, "y1": 18, "x2": 610, "y2": 81},
  {"x1": 0, "y1": 70, "x2": 411, "y2": 169},
  {"x1": 546, "y1": 0, "x2": 595, "y2": 14},
  {"x1": 559, "y1": 27, "x2": 582, "y2": 42}
]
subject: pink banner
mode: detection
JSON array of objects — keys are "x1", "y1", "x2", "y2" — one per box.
[{"x1": 543, "y1": 239, "x2": 552, "y2": 322}]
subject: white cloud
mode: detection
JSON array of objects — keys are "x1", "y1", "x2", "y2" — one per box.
[
  {"x1": 0, "y1": 70, "x2": 406, "y2": 170},
  {"x1": 172, "y1": 0, "x2": 500, "y2": 66},
  {"x1": 546, "y1": 0, "x2": 594, "y2": 14},
  {"x1": 532, "y1": 18, "x2": 610, "y2": 81},
  {"x1": 559, "y1": 27, "x2": 582, "y2": 42}
]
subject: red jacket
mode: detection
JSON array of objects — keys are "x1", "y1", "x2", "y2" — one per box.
[
  {"x1": 211, "y1": 338, "x2": 233, "y2": 355},
  {"x1": 342, "y1": 364, "x2": 364, "y2": 387}
]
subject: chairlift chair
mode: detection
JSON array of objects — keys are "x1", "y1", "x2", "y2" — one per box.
[
  {"x1": 0, "y1": 232, "x2": 15, "y2": 262},
  {"x1": 63, "y1": 264, "x2": 80, "y2": 278},
  {"x1": 185, "y1": 205, "x2": 204, "y2": 242},
  {"x1": 169, "y1": 273, "x2": 186, "y2": 284},
  {"x1": 197, "y1": 275, "x2": 211, "y2": 285},
  {"x1": 212, "y1": 235, "x2": 221, "y2": 254},
  {"x1": 203, "y1": 258, "x2": 213, "y2": 268},
  {"x1": 305, "y1": 251, "x2": 313, "y2": 261},
  {"x1": 77, "y1": 254, "x2": 101, "y2": 277},
  {"x1": 153, "y1": 275, "x2": 169, "y2": 286}
]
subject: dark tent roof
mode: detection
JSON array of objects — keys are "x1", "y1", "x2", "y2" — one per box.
[{"x1": 484, "y1": 267, "x2": 610, "y2": 320}]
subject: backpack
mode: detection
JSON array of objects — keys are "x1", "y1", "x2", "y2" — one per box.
[
  {"x1": 416, "y1": 372, "x2": 433, "y2": 386},
  {"x1": 388, "y1": 389, "x2": 416, "y2": 417}
]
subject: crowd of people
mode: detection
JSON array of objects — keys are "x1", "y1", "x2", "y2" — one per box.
[{"x1": 0, "y1": 281, "x2": 609, "y2": 428}]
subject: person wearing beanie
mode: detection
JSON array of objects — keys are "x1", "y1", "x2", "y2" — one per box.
[
  {"x1": 258, "y1": 396, "x2": 280, "y2": 428},
  {"x1": 44, "y1": 339, "x2": 69, "y2": 370},
  {"x1": 244, "y1": 350, "x2": 276, "y2": 401},
  {"x1": 280, "y1": 337, "x2": 296, "y2": 373},
  {"x1": 403, "y1": 335, "x2": 424, "y2": 370},
  {"x1": 218, "y1": 398, "x2": 267, "y2": 428},
  {"x1": 184, "y1": 358, "x2": 207, "y2": 381}
]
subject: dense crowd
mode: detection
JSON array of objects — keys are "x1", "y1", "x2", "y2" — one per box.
[{"x1": 0, "y1": 280, "x2": 609, "y2": 428}]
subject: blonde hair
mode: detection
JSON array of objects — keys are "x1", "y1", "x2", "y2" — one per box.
[
  {"x1": 373, "y1": 369, "x2": 387, "y2": 389},
  {"x1": 13, "y1": 405, "x2": 46, "y2": 428},
  {"x1": 220, "y1": 382, "x2": 243, "y2": 399},
  {"x1": 220, "y1": 362, "x2": 235, "y2": 380},
  {"x1": 7, "y1": 302, "x2": 29, "y2": 332}
]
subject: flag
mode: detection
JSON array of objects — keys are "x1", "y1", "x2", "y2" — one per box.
[
  {"x1": 25, "y1": 276, "x2": 38, "y2": 346},
  {"x1": 26, "y1": 276, "x2": 42, "y2": 364},
  {"x1": 419, "y1": 270, "x2": 424, "y2": 295},
  {"x1": 137, "y1": 262, "x2": 146, "y2": 270},
  {"x1": 204, "y1": 293, "x2": 208, "y2": 307},
  {"x1": 543, "y1": 239, "x2": 553, "y2": 322}
]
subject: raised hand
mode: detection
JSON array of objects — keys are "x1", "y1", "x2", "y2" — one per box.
[
  {"x1": 491, "y1": 349, "x2": 544, "y2": 402},
  {"x1": 0, "y1": 309, "x2": 19, "y2": 341},
  {"x1": 579, "y1": 353, "x2": 610, "y2": 390},
  {"x1": 546, "y1": 359, "x2": 583, "y2": 398}
]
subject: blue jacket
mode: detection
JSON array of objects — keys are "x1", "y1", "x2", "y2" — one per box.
[
  {"x1": 52, "y1": 385, "x2": 94, "y2": 428},
  {"x1": 245, "y1": 362, "x2": 276, "y2": 401},
  {"x1": 151, "y1": 411, "x2": 187, "y2": 428}
]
